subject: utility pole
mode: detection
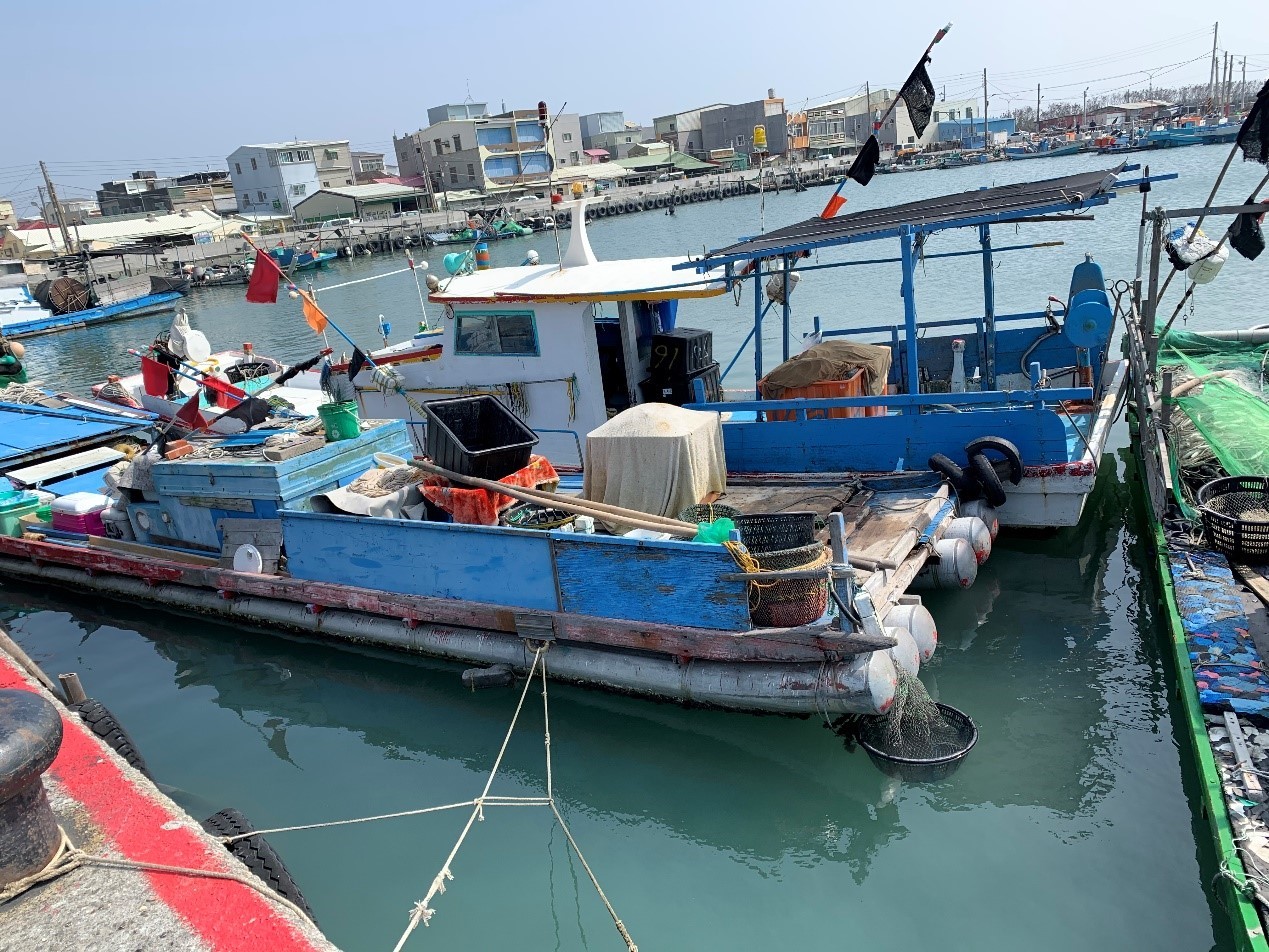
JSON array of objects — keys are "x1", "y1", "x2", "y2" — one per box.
[
  {"x1": 1083, "y1": 88, "x2": 1089, "y2": 133},
  {"x1": 1243, "y1": 57, "x2": 1249, "y2": 112},
  {"x1": 1209, "y1": 22, "x2": 1219, "y2": 113},
  {"x1": 864, "y1": 80, "x2": 872, "y2": 141},
  {"x1": 1036, "y1": 83, "x2": 1042, "y2": 134},
  {"x1": 39, "y1": 160, "x2": 72, "y2": 252},
  {"x1": 1225, "y1": 53, "x2": 1234, "y2": 117},
  {"x1": 982, "y1": 69, "x2": 989, "y2": 148},
  {"x1": 35, "y1": 185, "x2": 56, "y2": 251}
]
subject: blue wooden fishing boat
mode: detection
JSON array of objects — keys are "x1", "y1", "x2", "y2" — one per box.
[
  {"x1": 0, "y1": 277, "x2": 184, "y2": 340},
  {"x1": 1004, "y1": 141, "x2": 1085, "y2": 160},
  {"x1": 1145, "y1": 115, "x2": 1240, "y2": 149},
  {"x1": 268, "y1": 247, "x2": 337, "y2": 271}
]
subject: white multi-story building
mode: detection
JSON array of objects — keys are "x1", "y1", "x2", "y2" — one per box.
[{"x1": 227, "y1": 140, "x2": 352, "y2": 215}]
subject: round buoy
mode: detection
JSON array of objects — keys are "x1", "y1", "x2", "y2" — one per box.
[
  {"x1": 944, "y1": 516, "x2": 992, "y2": 564},
  {"x1": 958, "y1": 499, "x2": 999, "y2": 540},
  {"x1": 911, "y1": 537, "x2": 978, "y2": 590},
  {"x1": 233, "y1": 543, "x2": 264, "y2": 574},
  {"x1": 886, "y1": 626, "x2": 920, "y2": 677},
  {"x1": 885, "y1": 602, "x2": 938, "y2": 662}
]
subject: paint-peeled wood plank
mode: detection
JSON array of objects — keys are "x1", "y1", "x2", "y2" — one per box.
[
  {"x1": 0, "y1": 535, "x2": 863, "y2": 663},
  {"x1": 7, "y1": 446, "x2": 124, "y2": 485},
  {"x1": 87, "y1": 535, "x2": 222, "y2": 567}
]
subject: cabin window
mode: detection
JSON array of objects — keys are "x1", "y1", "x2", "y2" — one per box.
[{"x1": 455, "y1": 311, "x2": 539, "y2": 356}]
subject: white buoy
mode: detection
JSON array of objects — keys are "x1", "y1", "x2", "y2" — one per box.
[
  {"x1": 885, "y1": 600, "x2": 937, "y2": 662},
  {"x1": 910, "y1": 537, "x2": 978, "y2": 590},
  {"x1": 958, "y1": 499, "x2": 999, "y2": 540},
  {"x1": 944, "y1": 516, "x2": 992, "y2": 564},
  {"x1": 886, "y1": 626, "x2": 920, "y2": 677}
]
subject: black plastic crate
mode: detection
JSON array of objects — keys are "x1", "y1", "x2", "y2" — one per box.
[
  {"x1": 639, "y1": 362, "x2": 722, "y2": 406},
  {"x1": 422, "y1": 396, "x2": 539, "y2": 480},
  {"x1": 650, "y1": 328, "x2": 714, "y2": 380}
]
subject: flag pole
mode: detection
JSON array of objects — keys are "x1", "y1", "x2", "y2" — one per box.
[
  {"x1": 241, "y1": 231, "x2": 441, "y2": 420},
  {"x1": 820, "y1": 23, "x2": 952, "y2": 218}
]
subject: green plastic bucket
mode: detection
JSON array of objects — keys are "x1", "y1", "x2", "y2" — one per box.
[{"x1": 318, "y1": 400, "x2": 361, "y2": 442}]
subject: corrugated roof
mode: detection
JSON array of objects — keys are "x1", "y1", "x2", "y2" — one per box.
[
  {"x1": 611, "y1": 151, "x2": 716, "y2": 173},
  {"x1": 695, "y1": 166, "x2": 1124, "y2": 266},
  {"x1": 4, "y1": 208, "x2": 238, "y2": 253}
]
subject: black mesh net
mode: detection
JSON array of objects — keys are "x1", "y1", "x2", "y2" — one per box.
[
  {"x1": 857, "y1": 667, "x2": 974, "y2": 762},
  {"x1": 900, "y1": 59, "x2": 937, "y2": 139},
  {"x1": 1237, "y1": 80, "x2": 1269, "y2": 165}
]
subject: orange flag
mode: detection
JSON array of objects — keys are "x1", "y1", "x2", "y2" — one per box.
[{"x1": 301, "y1": 296, "x2": 328, "y2": 334}]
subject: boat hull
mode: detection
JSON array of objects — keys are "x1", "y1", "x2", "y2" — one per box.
[
  {"x1": 0, "y1": 546, "x2": 897, "y2": 716},
  {"x1": 2, "y1": 292, "x2": 183, "y2": 339}
]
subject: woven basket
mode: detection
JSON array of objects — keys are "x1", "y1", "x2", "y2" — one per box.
[
  {"x1": 735, "y1": 511, "x2": 817, "y2": 554},
  {"x1": 747, "y1": 542, "x2": 830, "y2": 628},
  {"x1": 1197, "y1": 476, "x2": 1269, "y2": 563},
  {"x1": 678, "y1": 503, "x2": 742, "y2": 525}
]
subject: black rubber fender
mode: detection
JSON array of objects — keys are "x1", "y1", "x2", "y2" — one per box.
[
  {"x1": 203, "y1": 808, "x2": 317, "y2": 922},
  {"x1": 71, "y1": 698, "x2": 150, "y2": 777},
  {"x1": 968, "y1": 452, "x2": 1008, "y2": 507},
  {"x1": 964, "y1": 435, "x2": 1023, "y2": 485},
  {"x1": 928, "y1": 453, "x2": 982, "y2": 502}
]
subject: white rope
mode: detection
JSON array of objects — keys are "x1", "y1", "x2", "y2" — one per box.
[
  {"x1": 392, "y1": 646, "x2": 546, "y2": 951},
  {"x1": 312, "y1": 266, "x2": 414, "y2": 294}
]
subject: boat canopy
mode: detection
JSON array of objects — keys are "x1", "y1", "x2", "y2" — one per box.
[
  {"x1": 430, "y1": 257, "x2": 727, "y2": 304},
  {"x1": 683, "y1": 165, "x2": 1127, "y2": 270}
]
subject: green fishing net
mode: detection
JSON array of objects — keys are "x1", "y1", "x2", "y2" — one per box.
[{"x1": 693, "y1": 517, "x2": 736, "y2": 544}]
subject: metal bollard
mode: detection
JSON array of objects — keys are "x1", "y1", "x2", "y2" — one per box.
[{"x1": 0, "y1": 689, "x2": 64, "y2": 885}]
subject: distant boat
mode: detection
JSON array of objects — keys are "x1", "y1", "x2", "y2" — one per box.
[
  {"x1": 1145, "y1": 117, "x2": 1240, "y2": 149},
  {"x1": 1006, "y1": 142, "x2": 1084, "y2": 160},
  {"x1": 269, "y1": 247, "x2": 337, "y2": 271},
  {"x1": 0, "y1": 275, "x2": 185, "y2": 340}
]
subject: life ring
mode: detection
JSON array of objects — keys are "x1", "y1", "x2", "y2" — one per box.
[
  {"x1": 928, "y1": 453, "x2": 982, "y2": 502},
  {"x1": 72, "y1": 699, "x2": 150, "y2": 777},
  {"x1": 964, "y1": 435, "x2": 1024, "y2": 485},
  {"x1": 968, "y1": 453, "x2": 1008, "y2": 507}
]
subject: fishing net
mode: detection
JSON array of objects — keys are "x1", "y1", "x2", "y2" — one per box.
[
  {"x1": 856, "y1": 667, "x2": 973, "y2": 764},
  {"x1": 1157, "y1": 330, "x2": 1269, "y2": 515}
]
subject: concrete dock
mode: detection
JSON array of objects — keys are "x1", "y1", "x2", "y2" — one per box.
[{"x1": 0, "y1": 649, "x2": 338, "y2": 952}]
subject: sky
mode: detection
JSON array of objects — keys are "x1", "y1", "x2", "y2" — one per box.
[{"x1": 2, "y1": 0, "x2": 1267, "y2": 211}]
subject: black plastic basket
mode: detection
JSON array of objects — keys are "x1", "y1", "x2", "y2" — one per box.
[
  {"x1": 735, "y1": 511, "x2": 817, "y2": 554},
  {"x1": 677, "y1": 503, "x2": 742, "y2": 525},
  {"x1": 1197, "y1": 475, "x2": 1269, "y2": 563},
  {"x1": 422, "y1": 396, "x2": 539, "y2": 481},
  {"x1": 856, "y1": 703, "x2": 978, "y2": 782}
]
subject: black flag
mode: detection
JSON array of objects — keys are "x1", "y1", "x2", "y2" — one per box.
[
  {"x1": 900, "y1": 57, "x2": 937, "y2": 139},
  {"x1": 1237, "y1": 80, "x2": 1269, "y2": 165},
  {"x1": 846, "y1": 136, "x2": 882, "y2": 186},
  {"x1": 217, "y1": 396, "x2": 273, "y2": 430},
  {"x1": 348, "y1": 348, "x2": 368, "y2": 383}
]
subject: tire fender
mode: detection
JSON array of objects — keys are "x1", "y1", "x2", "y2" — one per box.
[
  {"x1": 71, "y1": 698, "x2": 150, "y2": 777},
  {"x1": 968, "y1": 452, "x2": 1008, "y2": 507},
  {"x1": 928, "y1": 453, "x2": 982, "y2": 502},
  {"x1": 203, "y1": 808, "x2": 317, "y2": 922},
  {"x1": 964, "y1": 435, "x2": 1023, "y2": 485}
]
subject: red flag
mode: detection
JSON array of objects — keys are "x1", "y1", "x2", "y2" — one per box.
[
  {"x1": 245, "y1": 249, "x2": 279, "y2": 304},
  {"x1": 820, "y1": 192, "x2": 848, "y2": 220},
  {"x1": 172, "y1": 392, "x2": 208, "y2": 431}
]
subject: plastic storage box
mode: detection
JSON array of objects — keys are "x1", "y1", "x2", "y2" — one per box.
[
  {"x1": 0, "y1": 491, "x2": 40, "y2": 537},
  {"x1": 422, "y1": 396, "x2": 539, "y2": 480},
  {"x1": 50, "y1": 492, "x2": 111, "y2": 536}
]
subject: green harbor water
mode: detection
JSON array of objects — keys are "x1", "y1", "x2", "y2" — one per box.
[{"x1": 5, "y1": 145, "x2": 1268, "y2": 950}]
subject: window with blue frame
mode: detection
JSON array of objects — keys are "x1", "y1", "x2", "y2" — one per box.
[{"x1": 455, "y1": 311, "x2": 539, "y2": 356}]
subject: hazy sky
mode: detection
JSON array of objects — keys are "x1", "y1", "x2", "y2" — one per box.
[{"x1": 2, "y1": 0, "x2": 1266, "y2": 210}]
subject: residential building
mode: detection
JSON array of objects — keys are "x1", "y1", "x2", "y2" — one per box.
[
  {"x1": 0, "y1": 198, "x2": 16, "y2": 230},
  {"x1": 654, "y1": 93, "x2": 787, "y2": 158},
  {"x1": 227, "y1": 140, "x2": 353, "y2": 215},
  {"x1": 41, "y1": 197, "x2": 98, "y2": 224},
  {"x1": 392, "y1": 105, "x2": 579, "y2": 196},
  {"x1": 579, "y1": 111, "x2": 626, "y2": 145},
  {"x1": 352, "y1": 151, "x2": 388, "y2": 183},
  {"x1": 786, "y1": 112, "x2": 808, "y2": 160},
  {"x1": 427, "y1": 101, "x2": 488, "y2": 125},
  {"x1": 97, "y1": 171, "x2": 180, "y2": 216},
  {"x1": 583, "y1": 123, "x2": 646, "y2": 160}
]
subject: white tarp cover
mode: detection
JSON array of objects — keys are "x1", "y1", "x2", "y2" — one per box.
[{"x1": 583, "y1": 404, "x2": 726, "y2": 530}]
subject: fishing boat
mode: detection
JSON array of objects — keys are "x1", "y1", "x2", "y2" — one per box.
[
  {"x1": 350, "y1": 168, "x2": 1142, "y2": 529},
  {"x1": 0, "y1": 275, "x2": 185, "y2": 340},
  {"x1": 0, "y1": 388, "x2": 978, "y2": 718},
  {"x1": 1005, "y1": 141, "x2": 1084, "y2": 160},
  {"x1": 269, "y1": 247, "x2": 337, "y2": 271},
  {"x1": 1125, "y1": 193, "x2": 1269, "y2": 952},
  {"x1": 1146, "y1": 115, "x2": 1241, "y2": 149}
]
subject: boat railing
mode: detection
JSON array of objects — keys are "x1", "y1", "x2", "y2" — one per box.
[
  {"x1": 689, "y1": 381, "x2": 1093, "y2": 419},
  {"x1": 811, "y1": 309, "x2": 1051, "y2": 348}
]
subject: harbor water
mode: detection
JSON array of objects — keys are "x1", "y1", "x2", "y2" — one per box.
[{"x1": 5, "y1": 145, "x2": 1266, "y2": 950}]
